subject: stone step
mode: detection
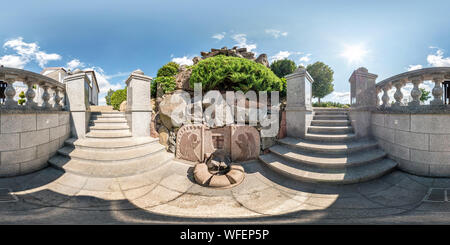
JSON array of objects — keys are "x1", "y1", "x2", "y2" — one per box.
[
  {"x1": 307, "y1": 126, "x2": 353, "y2": 134},
  {"x1": 57, "y1": 143, "x2": 165, "y2": 162},
  {"x1": 313, "y1": 114, "x2": 348, "y2": 120},
  {"x1": 88, "y1": 125, "x2": 130, "y2": 130},
  {"x1": 91, "y1": 114, "x2": 125, "y2": 119},
  {"x1": 49, "y1": 151, "x2": 173, "y2": 178},
  {"x1": 310, "y1": 120, "x2": 351, "y2": 126},
  {"x1": 64, "y1": 137, "x2": 158, "y2": 151},
  {"x1": 259, "y1": 153, "x2": 397, "y2": 184},
  {"x1": 304, "y1": 133, "x2": 356, "y2": 142},
  {"x1": 268, "y1": 144, "x2": 386, "y2": 169},
  {"x1": 91, "y1": 111, "x2": 123, "y2": 114},
  {"x1": 314, "y1": 111, "x2": 348, "y2": 115},
  {"x1": 313, "y1": 107, "x2": 349, "y2": 112},
  {"x1": 90, "y1": 118, "x2": 127, "y2": 123},
  {"x1": 89, "y1": 122, "x2": 129, "y2": 127},
  {"x1": 89, "y1": 128, "x2": 131, "y2": 134},
  {"x1": 86, "y1": 131, "x2": 132, "y2": 139},
  {"x1": 277, "y1": 137, "x2": 379, "y2": 154}
]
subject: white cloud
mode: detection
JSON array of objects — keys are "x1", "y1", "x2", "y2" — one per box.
[
  {"x1": 171, "y1": 56, "x2": 194, "y2": 66},
  {"x1": 265, "y1": 29, "x2": 288, "y2": 38},
  {"x1": 84, "y1": 66, "x2": 128, "y2": 105},
  {"x1": 299, "y1": 54, "x2": 311, "y2": 63},
  {"x1": 212, "y1": 32, "x2": 226, "y2": 40},
  {"x1": 35, "y1": 51, "x2": 61, "y2": 68},
  {"x1": 407, "y1": 64, "x2": 423, "y2": 71},
  {"x1": 0, "y1": 55, "x2": 27, "y2": 69},
  {"x1": 232, "y1": 34, "x2": 257, "y2": 52},
  {"x1": 427, "y1": 48, "x2": 450, "y2": 67},
  {"x1": 270, "y1": 51, "x2": 291, "y2": 62},
  {"x1": 66, "y1": 59, "x2": 84, "y2": 70},
  {"x1": 0, "y1": 37, "x2": 61, "y2": 68},
  {"x1": 317, "y1": 91, "x2": 351, "y2": 104}
]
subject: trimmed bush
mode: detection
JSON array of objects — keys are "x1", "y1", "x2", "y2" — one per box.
[
  {"x1": 18, "y1": 91, "x2": 26, "y2": 105},
  {"x1": 190, "y1": 55, "x2": 283, "y2": 93},
  {"x1": 312, "y1": 101, "x2": 350, "y2": 108},
  {"x1": 151, "y1": 62, "x2": 180, "y2": 97},
  {"x1": 270, "y1": 59, "x2": 296, "y2": 78},
  {"x1": 111, "y1": 88, "x2": 127, "y2": 110},
  {"x1": 156, "y1": 61, "x2": 179, "y2": 77}
]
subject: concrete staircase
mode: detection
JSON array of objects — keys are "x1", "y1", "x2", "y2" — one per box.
[
  {"x1": 48, "y1": 111, "x2": 173, "y2": 178},
  {"x1": 259, "y1": 108, "x2": 397, "y2": 185}
]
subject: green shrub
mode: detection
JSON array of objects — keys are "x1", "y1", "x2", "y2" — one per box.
[
  {"x1": 270, "y1": 59, "x2": 296, "y2": 78},
  {"x1": 18, "y1": 91, "x2": 26, "y2": 105},
  {"x1": 156, "y1": 62, "x2": 179, "y2": 77},
  {"x1": 312, "y1": 101, "x2": 350, "y2": 108},
  {"x1": 152, "y1": 62, "x2": 180, "y2": 97},
  {"x1": 190, "y1": 55, "x2": 283, "y2": 93},
  {"x1": 111, "y1": 88, "x2": 127, "y2": 110},
  {"x1": 154, "y1": 76, "x2": 176, "y2": 94},
  {"x1": 105, "y1": 89, "x2": 114, "y2": 106}
]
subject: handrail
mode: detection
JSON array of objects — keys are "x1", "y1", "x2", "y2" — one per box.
[
  {"x1": 0, "y1": 66, "x2": 66, "y2": 110},
  {"x1": 375, "y1": 67, "x2": 450, "y2": 108}
]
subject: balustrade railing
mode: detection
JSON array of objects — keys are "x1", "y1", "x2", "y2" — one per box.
[
  {"x1": 376, "y1": 67, "x2": 450, "y2": 109},
  {"x1": 0, "y1": 66, "x2": 66, "y2": 110}
]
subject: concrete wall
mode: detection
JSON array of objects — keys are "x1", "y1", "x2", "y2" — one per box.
[
  {"x1": 371, "y1": 111, "x2": 450, "y2": 177},
  {"x1": 0, "y1": 110, "x2": 70, "y2": 177}
]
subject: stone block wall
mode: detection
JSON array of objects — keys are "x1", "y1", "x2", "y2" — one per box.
[
  {"x1": 0, "y1": 110, "x2": 70, "y2": 177},
  {"x1": 371, "y1": 111, "x2": 450, "y2": 177}
]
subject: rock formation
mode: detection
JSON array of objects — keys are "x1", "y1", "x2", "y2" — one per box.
[{"x1": 192, "y1": 46, "x2": 269, "y2": 67}]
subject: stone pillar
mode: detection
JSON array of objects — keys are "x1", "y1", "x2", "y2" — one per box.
[
  {"x1": 64, "y1": 70, "x2": 89, "y2": 138},
  {"x1": 285, "y1": 67, "x2": 314, "y2": 138},
  {"x1": 349, "y1": 67, "x2": 378, "y2": 109},
  {"x1": 348, "y1": 67, "x2": 378, "y2": 138},
  {"x1": 125, "y1": 69, "x2": 152, "y2": 137}
]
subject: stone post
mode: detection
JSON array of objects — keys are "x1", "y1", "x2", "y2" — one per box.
[
  {"x1": 125, "y1": 69, "x2": 152, "y2": 137},
  {"x1": 64, "y1": 70, "x2": 89, "y2": 138},
  {"x1": 285, "y1": 67, "x2": 314, "y2": 138},
  {"x1": 348, "y1": 67, "x2": 378, "y2": 138}
]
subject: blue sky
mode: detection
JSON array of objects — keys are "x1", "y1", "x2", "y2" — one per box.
[{"x1": 1, "y1": 0, "x2": 450, "y2": 104}]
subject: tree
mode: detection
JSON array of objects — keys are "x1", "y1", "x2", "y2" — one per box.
[
  {"x1": 419, "y1": 88, "x2": 431, "y2": 102},
  {"x1": 306, "y1": 62, "x2": 334, "y2": 104},
  {"x1": 151, "y1": 61, "x2": 180, "y2": 97},
  {"x1": 111, "y1": 88, "x2": 127, "y2": 110},
  {"x1": 18, "y1": 91, "x2": 26, "y2": 105},
  {"x1": 190, "y1": 55, "x2": 283, "y2": 93},
  {"x1": 105, "y1": 89, "x2": 114, "y2": 106},
  {"x1": 270, "y1": 59, "x2": 296, "y2": 78}
]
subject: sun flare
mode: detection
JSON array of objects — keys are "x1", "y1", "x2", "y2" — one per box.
[{"x1": 341, "y1": 44, "x2": 368, "y2": 63}]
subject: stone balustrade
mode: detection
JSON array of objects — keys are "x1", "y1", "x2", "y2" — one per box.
[
  {"x1": 376, "y1": 67, "x2": 450, "y2": 109},
  {"x1": 0, "y1": 66, "x2": 66, "y2": 110}
]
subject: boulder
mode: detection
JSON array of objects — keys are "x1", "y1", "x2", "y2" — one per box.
[
  {"x1": 203, "y1": 92, "x2": 234, "y2": 127},
  {"x1": 158, "y1": 126, "x2": 169, "y2": 149},
  {"x1": 119, "y1": 101, "x2": 127, "y2": 112},
  {"x1": 255, "y1": 54, "x2": 269, "y2": 67},
  {"x1": 150, "y1": 112, "x2": 159, "y2": 138},
  {"x1": 159, "y1": 91, "x2": 191, "y2": 128},
  {"x1": 175, "y1": 66, "x2": 192, "y2": 91},
  {"x1": 192, "y1": 56, "x2": 202, "y2": 65}
]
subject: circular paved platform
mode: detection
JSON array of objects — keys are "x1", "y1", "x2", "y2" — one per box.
[{"x1": 0, "y1": 159, "x2": 449, "y2": 224}]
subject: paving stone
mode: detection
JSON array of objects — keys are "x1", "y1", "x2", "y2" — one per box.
[
  {"x1": 233, "y1": 187, "x2": 304, "y2": 215},
  {"x1": 130, "y1": 185, "x2": 183, "y2": 209},
  {"x1": 146, "y1": 194, "x2": 259, "y2": 218},
  {"x1": 122, "y1": 183, "x2": 158, "y2": 200},
  {"x1": 83, "y1": 178, "x2": 121, "y2": 192},
  {"x1": 159, "y1": 173, "x2": 194, "y2": 193}
]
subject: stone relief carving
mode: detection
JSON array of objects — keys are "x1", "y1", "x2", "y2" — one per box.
[{"x1": 176, "y1": 124, "x2": 260, "y2": 162}]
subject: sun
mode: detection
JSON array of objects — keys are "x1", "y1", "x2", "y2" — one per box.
[{"x1": 340, "y1": 44, "x2": 368, "y2": 63}]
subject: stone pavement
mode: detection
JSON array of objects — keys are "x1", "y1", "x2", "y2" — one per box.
[{"x1": 0, "y1": 159, "x2": 449, "y2": 224}]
